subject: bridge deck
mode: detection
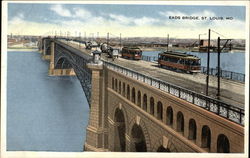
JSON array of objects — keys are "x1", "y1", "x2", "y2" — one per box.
[
  {"x1": 108, "y1": 58, "x2": 244, "y2": 108},
  {"x1": 59, "y1": 40, "x2": 245, "y2": 108}
]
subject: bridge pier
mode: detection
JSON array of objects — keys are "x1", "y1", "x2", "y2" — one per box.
[
  {"x1": 84, "y1": 63, "x2": 108, "y2": 151},
  {"x1": 42, "y1": 38, "x2": 51, "y2": 60}
]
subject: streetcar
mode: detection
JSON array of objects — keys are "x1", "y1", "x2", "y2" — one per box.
[
  {"x1": 121, "y1": 47, "x2": 142, "y2": 60},
  {"x1": 158, "y1": 51, "x2": 201, "y2": 73}
]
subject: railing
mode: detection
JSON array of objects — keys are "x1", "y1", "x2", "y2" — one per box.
[
  {"x1": 141, "y1": 55, "x2": 158, "y2": 62},
  {"x1": 201, "y1": 66, "x2": 245, "y2": 82},
  {"x1": 103, "y1": 60, "x2": 244, "y2": 126},
  {"x1": 141, "y1": 55, "x2": 245, "y2": 82}
]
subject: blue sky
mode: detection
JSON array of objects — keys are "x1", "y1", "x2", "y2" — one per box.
[{"x1": 8, "y1": 3, "x2": 246, "y2": 38}]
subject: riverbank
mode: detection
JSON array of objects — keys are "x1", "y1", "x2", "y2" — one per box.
[{"x1": 8, "y1": 48, "x2": 39, "y2": 52}]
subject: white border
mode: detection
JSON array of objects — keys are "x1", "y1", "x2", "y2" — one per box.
[{"x1": 1, "y1": 1, "x2": 249, "y2": 158}]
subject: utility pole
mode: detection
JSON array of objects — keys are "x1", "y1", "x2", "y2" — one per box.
[
  {"x1": 216, "y1": 38, "x2": 231, "y2": 98},
  {"x1": 120, "y1": 33, "x2": 122, "y2": 50},
  {"x1": 107, "y1": 32, "x2": 109, "y2": 46},
  {"x1": 217, "y1": 37, "x2": 221, "y2": 98},
  {"x1": 206, "y1": 29, "x2": 211, "y2": 96},
  {"x1": 79, "y1": 32, "x2": 81, "y2": 48},
  {"x1": 167, "y1": 34, "x2": 169, "y2": 52}
]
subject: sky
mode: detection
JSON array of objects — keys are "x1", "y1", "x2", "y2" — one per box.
[{"x1": 7, "y1": 3, "x2": 246, "y2": 39}]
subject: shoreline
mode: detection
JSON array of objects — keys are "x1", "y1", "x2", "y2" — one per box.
[{"x1": 8, "y1": 48, "x2": 39, "y2": 52}]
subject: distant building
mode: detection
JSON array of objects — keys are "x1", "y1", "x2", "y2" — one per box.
[{"x1": 199, "y1": 40, "x2": 216, "y2": 47}]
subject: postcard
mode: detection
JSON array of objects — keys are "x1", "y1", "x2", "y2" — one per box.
[{"x1": 1, "y1": 0, "x2": 249, "y2": 158}]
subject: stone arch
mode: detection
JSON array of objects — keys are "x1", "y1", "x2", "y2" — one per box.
[
  {"x1": 137, "y1": 91, "x2": 141, "y2": 107},
  {"x1": 188, "y1": 119, "x2": 197, "y2": 140},
  {"x1": 150, "y1": 97, "x2": 154, "y2": 115},
  {"x1": 166, "y1": 106, "x2": 173, "y2": 126},
  {"x1": 128, "y1": 118, "x2": 151, "y2": 152},
  {"x1": 177, "y1": 111, "x2": 184, "y2": 133},
  {"x1": 157, "y1": 101, "x2": 163, "y2": 121},
  {"x1": 132, "y1": 87, "x2": 136, "y2": 103},
  {"x1": 143, "y1": 94, "x2": 147, "y2": 111},
  {"x1": 111, "y1": 104, "x2": 129, "y2": 151},
  {"x1": 114, "y1": 108, "x2": 126, "y2": 151},
  {"x1": 127, "y1": 85, "x2": 130, "y2": 100},
  {"x1": 201, "y1": 125, "x2": 211, "y2": 150},
  {"x1": 152, "y1": 138, "x2": 178, "y2": 152},
  {"x1": 217, "y1": 134, "x2": 230, "y2": 153}
]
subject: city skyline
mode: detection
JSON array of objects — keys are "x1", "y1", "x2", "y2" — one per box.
[{"x1": 8, "y1": 3, "x2": 246, "y2": 39}]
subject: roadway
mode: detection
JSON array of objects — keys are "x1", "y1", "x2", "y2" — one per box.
[{"x1": 59, "y1": 40, "x2": 245, "y2": 108}]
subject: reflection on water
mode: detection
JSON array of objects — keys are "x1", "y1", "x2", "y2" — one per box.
[{"x1": 7, "y1": 51, "x2": 89, "y2": 152}]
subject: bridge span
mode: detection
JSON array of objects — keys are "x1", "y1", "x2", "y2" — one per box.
[{"x1": 38, "y1": 37, "x2": 245, "y2": 153}]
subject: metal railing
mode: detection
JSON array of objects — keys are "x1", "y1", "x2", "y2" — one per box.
[
  {"x1": 141, "y1": 55, "x2": 158, "y2": 62},
  {"x1": 141, "y1": 55, "x2": 245, "y2": 82},
  {"x1": 201, "y1": 66, "x2": 245, "y2": 82},
  {"x1": 103, "y1": 60, "x2": 244, "y2": 126}
]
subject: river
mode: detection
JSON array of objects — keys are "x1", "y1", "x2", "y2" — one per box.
[{"x1": 7, "y1": 50, "x2": 89, "y2": 152}]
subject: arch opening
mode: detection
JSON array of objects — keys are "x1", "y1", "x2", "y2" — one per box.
[
  {"x1": 201, "y1": 125, "x2": 211, "y2": 150},
  {"x1": 118, "y1": 81, "x2": 121, "y2": 94},
  {"x1": 217, "y1": 134, "x2": 230, "y2": 153},
  {"x1": 177, "y1": 112, "x2": 184, "y2": 133},
  {"x1": 127, "y1": 85, "x2": 130, "y2": 100},
  {"x1": 132, "y1": 88, "x2": 136, "y2": 103},
  {"x1": 137, "y1": 91, "x2": 141, "y2": 107},
  {"x1": 112, "y1": 77, "x2": 114, "y2": 89},
  {"x1": 114, "y1": 108, "x2": 126, "y2": 152},
  {"x1": 115, "y1": 79, "x2": 118, "y2": 91},
  {"x1": 150, "y1": 97, "x2": 154, "y2": 115},
  {"x1": 157, "y1": 145, "x2": 170, "y2": 152},
  {"x1": 157, "y1": 101, "x2": 163, "y2": 120},
  {"x1": 122, "y1": 83, "x2": 125, "y2": 97},
  {"x1": 131, "y1": 124, "x2": 147, "y2": 152},
  {"x1": 188, "y1": 119, "x2": 197, "y2": 140},
  {"x1": 166, "y1": 106, "x2": 173, "y2": 126},
  {"x1": 143, "y1": 94, "x2": 147, "y2": 111}
]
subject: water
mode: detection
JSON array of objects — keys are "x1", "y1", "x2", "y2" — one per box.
[
  {"x1": 142, "y1": 51, "x2": 245, "y2": 74},
  {"x1": 7, "y1": 50, "x2": 89, "y2": 152}
]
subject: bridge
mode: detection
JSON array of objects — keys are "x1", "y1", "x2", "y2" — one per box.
[{"x1": 38, "y1": 37, "x2": 244, "y2": 153}]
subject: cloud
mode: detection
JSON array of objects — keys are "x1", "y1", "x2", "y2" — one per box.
[
  {"x1": 50, "y1": 4, "x2": 71, "y2": 17},
  {"x1": 109, "y1": 14, "x2": 133, "y2": 25},
  {"x1": 9, "y1": 13, "x2": 25, "y2": 25},
  {"x1": 108, "y1": 14, "x2": 159, "y2": 26},
  {"x1": 134, "y1": 17, "x2": 159, "y2": 26},
  {"x1": 8, "y1": 7, "x2": 245, "y2": 39},
  {"x1": 72, "y1": 8, "x2": 92, "y2": 19}
]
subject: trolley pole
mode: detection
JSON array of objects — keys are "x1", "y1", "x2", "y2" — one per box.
[
  {"x1": 217, "y1": 37, "x2": 221, "y2": 98},
  {"x1": 206, "y1": 29, "x2": 211, "y2": 96}
]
